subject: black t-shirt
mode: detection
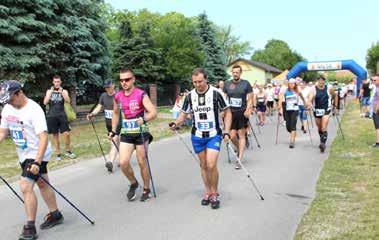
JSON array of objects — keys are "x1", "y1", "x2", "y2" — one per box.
[
  {"x1": 223, "y1": 79, "x2": 252, "y2": 110},
  {"x1": 47, "y1": 91, "x2": 65, "y2": 117},
  {"x1": 362, "y1": 83, "x2": 371, "y2": 97}
]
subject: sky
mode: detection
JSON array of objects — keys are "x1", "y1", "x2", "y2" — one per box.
[{"x1": 105, "y1": 0, "x2": 379, "y2": 69}]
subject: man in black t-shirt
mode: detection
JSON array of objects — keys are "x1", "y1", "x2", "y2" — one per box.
[
  {"x1": 87, "y1": 80, "x2": 121, "y2": 172},
  {"x1": 359, "y1": 79, "x2": 373, "y2": 117},
  {"x1": 43, "y1": 75, "x2": 76, "y2": 161},
  {"x1": 223, "y1": 65, "x2": 253, "y2": 169}
]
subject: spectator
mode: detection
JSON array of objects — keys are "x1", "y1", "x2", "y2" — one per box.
[{"x1": 371, "y1": 76, "x2": 379, "y2": 148}]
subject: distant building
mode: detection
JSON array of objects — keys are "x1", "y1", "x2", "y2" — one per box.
[{"x1": 226, "y1": 58, "x2": 282, "y2": 85}]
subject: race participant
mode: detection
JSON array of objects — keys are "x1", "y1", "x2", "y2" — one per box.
[
  {"x1": 359, "y1": 79, "x2": 372, "y2": 118},
  {"x1": 278, "y1": 78, "x2": 305, "y2": 148},
  {"x1": 169, "y1": 68, "x2": 231, "y2": 209},
  {"x1": 110, "y1": 68, "x2": 157, "y2": 202},
  {"x1": 87, "y1": 80, "x2": 121, "y2": 172},
  {"x1": 273, "y1": 83, "x2": 281, "y2": 110},
  {"x1": 298, "y1": 80, "x2": 310, "y2": 134},
  {"x1": 0, "y1": 80, "x2": 63, "y2": 240},
  {"x1": 370, "y1": 76, "x2": 379, "y2": 147},
  {"x1": 43, "y1": 75, "x2": 76, "y2": 160},
  {"x1": 255, "y1": 85, "x2": 267, "y2": 126},
  {"x1": 307, "y1": 76, "x2": 338, "y2": 153},
  {"x1": 265, "y1": 83, "x2": 275, "y2": 116},
  {"x1": 223, "y1": 65, "x2": 253, "y2": 170}
]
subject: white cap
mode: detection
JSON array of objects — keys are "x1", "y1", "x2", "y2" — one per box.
[{"x1": 288, "y1": 78, "x2": 296, "y2": 84}]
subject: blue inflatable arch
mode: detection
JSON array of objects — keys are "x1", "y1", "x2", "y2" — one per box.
[{"x1": 287, "y1": 60, "x2": 367, "y2": 96}]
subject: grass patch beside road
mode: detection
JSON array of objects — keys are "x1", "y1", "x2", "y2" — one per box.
[
  {"x1": 295, "y1": 101, "x2": 379, "y2": 240},
  {"x1": 0, "y1": 118, "x2": 188, "y2": 180}
]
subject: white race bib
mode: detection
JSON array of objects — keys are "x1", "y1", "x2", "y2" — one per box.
[
  {"x1": 315, "y1": 109, "x2": 325, "y2": 117},
  {"x1": 104, "y1": 109, "x2": 113, "y2": 119},
  {"x1": 230, "y1": 98, "x2": 242, "y2": 107},
  {"x1": 122, "y1": 119, "x2": 139, "y2": 132},
  {"x1": 286, "y1": 95, "x2": 299, "y2": 111},
  {"x1": 9, "y1": 126, "x2": 27, "y2": 149},
  {"x1": 196, "y1": 121, "x2": 214, "y2": 131}
]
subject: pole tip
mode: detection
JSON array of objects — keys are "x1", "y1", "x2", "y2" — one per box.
[
  {"x1": 91, "y1": 221, "x2": 95, "y2": 225},
  {"x1": 260, "y1": 196, "x2": 264, "y2": 201}
]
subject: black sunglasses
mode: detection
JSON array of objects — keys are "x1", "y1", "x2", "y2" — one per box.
[{"x1": 120, "y1": 77, "x2": 133, "y2": 83}]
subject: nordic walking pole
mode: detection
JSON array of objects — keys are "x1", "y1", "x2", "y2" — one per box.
[
  {"x1": 255, "y1": 115, "x2": 262, "y2": 134},
  {"x1": 89, "y1": 118, "x2": 107, "y2": 163},
  {"x1": 226, "y1": 142, "x2": 231, "y2": 164},
  {"x1": 173, "y1": 130, "x2": 199, "y2": 164},
  {"x1": 110, "y1": 138, "x2": 119, "y2": 152},
  {"x1": 275, "y1": 112, "x2": 280, "y2": 145},
  {"x1": 39, "y1": 175, "x2": 95, "y2": 225},
  {"x1": 226, "y1": 144, "x2": 264, "y2": 201},
  {"x1": 334, "y1": 114, "x2": 345, "y2": 140},
  {"x1": 0, "y1": 176, "x2": 24, "y2": 204},
  {"x1": 247, "y1": 119, "x2": 261, "y2": 148},
  {"x1": 308, "y1": 109, "x2": 314, "y2": 128},
  {"x1": 305, "y1": 110, "x2": 313, "y2": 144},
  {"x1": 140, "y1": 127, "x2": 157, "y2": 198}
]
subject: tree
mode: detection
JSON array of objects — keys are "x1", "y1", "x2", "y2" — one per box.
[
  {"x1": 251, "y1": 39, "x2": 303, "y2": 71},
  {"x1": 366, "y1": 41, "x2": 379, "y2": 75},
  {"x1": 216, "y1": 25, "x2": 253, "y2": 64},
  {"x1": 197, "y1": 12, "x2": 228, "y2": 83},
  {"x1": 112, "y1": 20, "x2": 164, "y2": 83},
  {"x1": 0, "y1": 0, "x2": 111, "y2": 105}
]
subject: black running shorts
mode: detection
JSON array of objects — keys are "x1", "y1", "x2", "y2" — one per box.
[
  {"x1": 120, "y1": 132, "x2": 153, "y2": 145},
  {"x1": 285, "y1": 110, "x2": 298, "y2": 133},
  {"x1": 231, "y1": 109, "x2": 248, "y2": 130},
  {"x1": 267, "y1": 101, "x2": 274, "y2": 108},
  {"x1": 373, "y1": 113, "x2": 379, "y2": 129},
  {"x1": 47, "y1": 115, "x2": 70, "y2": 134},
  {"x1": 20, "y1": 159, "x2": 48, "y2": 182}
]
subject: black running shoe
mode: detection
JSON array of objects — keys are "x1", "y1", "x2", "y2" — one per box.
[
  {"x1": 105, "y1": 161, "x2": 113, "y2": 173},
  {"x1": 127, "y1": 181, "x2": 139, "y2": 201},
  {"x1": 140, "y1": 188, "x2": 151, "y2": 202},
  {"x1": 201, "y1": 193, "x2": 211, "y2": 206},
  {"x1": 210, "y1": 194, "x2": 220, "y2": 209},
  {"x1": 19, "y1": 224, "x2": 37, "y2": 240},
  {"x1": 40, "y1": 211, "x2": 64, "y2": 230},
  {"x1": 320, "y1": 143, "x2": 326, "y2": 153},
  {"x1": 289, "y1": 142, "x2": 295, "y2": 149}
]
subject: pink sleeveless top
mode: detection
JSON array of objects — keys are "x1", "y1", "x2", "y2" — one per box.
[{"x1": 114, "y1": 87, "x2": 145, "y2": 119}]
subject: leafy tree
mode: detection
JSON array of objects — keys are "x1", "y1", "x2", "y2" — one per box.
[
  {"x1": 0, "y1": 0, "x2": 111, "y2": 104},
  {"x1": 366, "y1": 41, "x2": 379, "y2": 75},
  {"x1": 251, "y1": 39, "x2": 303, "y2": 70},
  {"x1": 197, "y1": 12, "x2": 228, "y2": 83},
  {"x1": 112, "y1": 20, "x2": 164, "y2": 83},
  {"x1": 216, "y1": 25, "x2": 253, "y2": 64}
]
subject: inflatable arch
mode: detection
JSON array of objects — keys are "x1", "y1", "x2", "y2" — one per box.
[{"x1": 287, "y1": 60, "x2": 367, "y2": 96}]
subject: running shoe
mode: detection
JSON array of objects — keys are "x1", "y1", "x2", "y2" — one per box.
[
  {"x1": 56, "y1": 153, "x2": 61, "y2": 161},
  {"x1": 210, "y1": 193, "x2": 220, "y2": 209},
  {"x1": 371, "y1": 143, "x2": 379, "y2": 148},
  {"x1": 235, "y1": 162, "x2": 241, "y2": 170},
  {"x1": 319, "y1": 142, "x2": 326, "y2": 153},
  {"x1": 140, "y1": 188, "x2": 151, "y2": 202},
  {"x1": 127, "y1": 181, "x2": 139, "y2": 201},
  {"x1": 201, "y1": 193, "x2": 211, "y2": 206},
  {"x1": 40, "y1": 211, "x2": 64, "y2": 229},
  {"x1": 289, "y1": 142, "x2": 295, "y2": 149},
  {"x1": 64, "y1": 151, "x2": 77, "y2": 159},
  {"x1": 19, "y1": 224, "x2": 37, "y2": 240},
  {"x1": 105, "y1": 161, "x2": 113, "y2": 173}
]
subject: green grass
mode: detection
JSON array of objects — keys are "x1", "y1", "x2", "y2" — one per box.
[
  {"x1": 295, "y1": 101, "x2": 379, "y2": 240},
  {"x1": 157, "y1": 106, "x2": 172, "y2": 114},
  {"x1": 0, "y1": 118, "x2": 189, "y2": 180}
]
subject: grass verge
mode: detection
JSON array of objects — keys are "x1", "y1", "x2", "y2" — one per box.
[
  {"x1": 0, "y1": 118, "x2": 188, "y2": 180},
  {"x1": 295, "y1": 101, "x2": 379, "y2": 239}
]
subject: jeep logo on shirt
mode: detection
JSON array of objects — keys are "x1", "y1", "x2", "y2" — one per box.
[{"x1": 194, "y1": 106, "x2": 211, "y2": 112}]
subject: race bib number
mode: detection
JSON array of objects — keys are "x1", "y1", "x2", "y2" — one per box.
[
  {"x1": 9, "y1": 126, "x2": 27, "y2": 149},
  {"x1": 230, "y1": 98, "x2": 242, "y2": 107},
  {"x1": 122, "y1": 119, "x2": 139, "y2": 132},
  {"x1": 286, "y1": 95, "x2": 299, "y2": 111},
  {"x1": 315, "y1": 109, "x2": 325, "y2": 116},
  {"x1": 104, "y1": 110, "x2": 113, "y2": 119},
  {"x1": 196, "y1": 121, "x2": 213, "y2": 131}
]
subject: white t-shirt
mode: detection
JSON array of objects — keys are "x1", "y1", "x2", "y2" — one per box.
[
  {"x1": 265, "y1": 88, "x2": 275, "y2": 101},
  {"x1": 0, "y1": 99, "x2": 52, "y2": 163},
  {"x1": 298, "y1": 86, "x2": 310, "y2": 106}
]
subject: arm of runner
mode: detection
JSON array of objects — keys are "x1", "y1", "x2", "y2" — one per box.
[
  {"x1": 244, "y1": 92, "x2": 253, "y2": 118},
  {"x1": 111, "y1": 98, "x2": 120, "y2": 136},
  {"x1": 140, "y1": 94, "x2": 157, "y2": 125},
  {"x1": 307, "y1": 88, "x2": 315, "y2": 109},
  {"x1": 0, "y1": 128, "x2": 9, "y2": 144},
  {"x1": 278, "y1": 92, "x2": 284, "y2": 115},
  {"x1": 169, "y1": 112, "x2": 187, "y2": 130},
  {"x1": 43, "y1": 87, "x2": 54, "y2": 105},
  {"x1": 61, "y1": 89, "x2": 70, "y2": 103},
  {"x1": 223, "y1": 108, "x2": 232, "y2": 141},
  {"x1": 87, "y1": 104, "x2": 103, "y2": 120}
]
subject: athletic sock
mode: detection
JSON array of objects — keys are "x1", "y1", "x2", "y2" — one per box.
[
  {"x1": 27, "y1": 221, "x2": 35, "y2": 227},
  {"x1": 318, "y1": 131, "x2": 323, "y2": 142},
  {"x1": 321, "y1": 131, "x2": 328, "y2": 143}
]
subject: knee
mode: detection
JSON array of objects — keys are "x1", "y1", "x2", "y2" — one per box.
[
  {"x1": 36, "y1": 179, "x2": 48, "y2": 190},
  {"x1": 20, "y1": 181, "x2": 33, "y2": 195},
  {"x1": 63, "y1": 132, "x2": 70, "y2": 137},
  {"x1": 207, "y1": 162, "x2": 217, "y2": 171}
]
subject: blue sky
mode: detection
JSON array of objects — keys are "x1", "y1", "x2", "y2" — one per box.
[{"x1": 105, "y1": 0, "x2": 379, "y2": 69}]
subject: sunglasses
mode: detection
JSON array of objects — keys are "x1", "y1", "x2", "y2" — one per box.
[{"x1": 120, "y1": 77, "x2": 133, "y2": 83}]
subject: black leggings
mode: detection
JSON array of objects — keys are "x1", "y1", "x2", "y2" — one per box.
[{"x1": 285, "y1": 110, "x2": 299, "y2": 132}]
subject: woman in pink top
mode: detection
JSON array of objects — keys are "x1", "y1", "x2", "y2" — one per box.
[{"x1": 111, "y1": 68, "x2": 157, "y2": 202}]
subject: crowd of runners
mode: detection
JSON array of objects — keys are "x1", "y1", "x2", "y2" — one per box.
[{"x1": 1, "y1": 65, "x2": 378, "y2": 240}]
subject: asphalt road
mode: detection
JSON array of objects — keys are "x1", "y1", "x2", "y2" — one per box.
[{"x1": 0, "y1": 113, "x2": 338, "y2": 240}]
